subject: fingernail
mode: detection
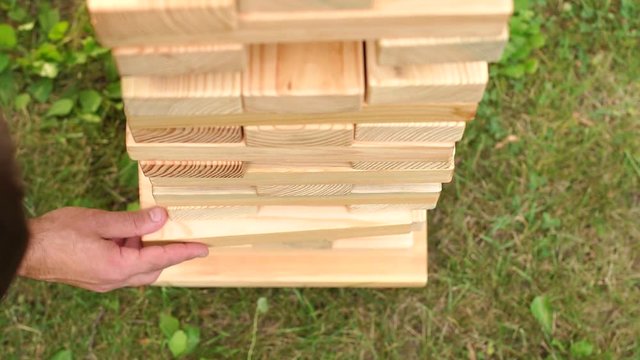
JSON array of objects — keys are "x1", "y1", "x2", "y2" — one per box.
[
  {"x1": 198, "y1": 248, "x2": 209, "y2": 258},
  {"x1": 149, "y1": 208, "x2": 164, "y2": 223}
]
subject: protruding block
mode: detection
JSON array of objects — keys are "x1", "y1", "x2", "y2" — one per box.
[
  {"x1": 88, "y1": 0, "x2": 237, "y2": 46},
  {"x1": 245, "y1": 124, "x2": 354, "y2": 147},
  {"x1": 366, "y1": 42, "x2": 488, "y2": 104},
  {"x1": 122, "y1": 72, "x2": 242, "y2": 117},
  {"x1": 355, "y1": 122, "x2": 465, "y2": 143},
  {"x1": 140, "y1": 161, "x2": 245, "y2": 178},
  {"x1": 238, "y1": 0, "x2": 373, "y2": 12},
  {"x1": 114, "y1": 44, "x2": 247, "y2": 76},
  {"x1": 243, "y1": 42, "x2": 364, "y2": 113},
  {"x1": 167, "y1": 206, "x2": 259, "y2": 220},
  {"x1": 377, "y1": 26, "x2": 509, "y2": 65},
  {"x1": 131, "y1": 126, "x2": 243, "y2": 143}
]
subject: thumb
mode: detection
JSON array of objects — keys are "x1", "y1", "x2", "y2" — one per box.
[{"x1": 94, "y1": 207, "x2": 168, "y2": 239}]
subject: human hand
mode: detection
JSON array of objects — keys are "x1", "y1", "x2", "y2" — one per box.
[{"x1": 18, "y1": 207, "x2": 209, "y2": 292}]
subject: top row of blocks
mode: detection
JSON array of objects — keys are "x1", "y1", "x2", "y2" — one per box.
[{"x1": 88, "y1": 0, "x2": 512, "y2": 47}]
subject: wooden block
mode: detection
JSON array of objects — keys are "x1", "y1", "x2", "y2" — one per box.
[
  {"x1": 245, "y1": 124, "x2": 354, "y2": 147},
  {"x1": 113, "y1": 44, "x2": 246, "y2": 76},
  {"x1": 352, "y1": 159, "x2": 453, "y2": 171},
  {"x1": 131, "y1": 126, "x2": 243, "y2": 143},
  {"x1": 152, "y1": 186, "x2": 440, "y2": 207},
  {"x1": 167, "y1": 206, "x2": 258, "y2": 220},
  {"x1": 243, "y1": 42, "x2": 364, "y2": 113},
  {"x1": 88, "y1": 0, "x2": 237, "y2": 46},
  {"x1": 126, "y1": 128, "x2": 455, "y2": 163},
  {"x1": 352, "y1": 183, "x2": 442, "y2": 193},
  {"x1": 366, "y1": 42, "x2": 489, "y2": 104},
  {"x1": 122, "y1": 73, "x2": 242, "y2": 117},
  {"x1": 377, "y1": 26, "x2": 509, "y2": 65},
  {"x1": 90, "y1": 0, "x2": 511, "y2": 47},
  {"x1": 148, "y1": 161, "x2": 454, "y2": 187},
  {"x1": 257, "y1": 184, "x2": 353, "y2": 197},
  {"x1": 127, "y1": 103, "x2": 478, "y2": 128},
  {"x1": 140, "y1": 161, "x2": 245, "y2": 178},
  {"x1": 348, "y1": 204, "x2": 436, "y2": 212},
  {"x1": 355, "y1": 122, "x2": 465, "y2": 143},
  {"x1": 239, "y1": 0, "x2": 372, "y2": 12},
  {"x1": 152, "y1": 222, "x2": 427, "y2": 287}
]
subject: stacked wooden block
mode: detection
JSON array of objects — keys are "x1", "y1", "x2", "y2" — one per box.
[{"x1": 88, "y1": 0, "x2": 511, "y2": 287}]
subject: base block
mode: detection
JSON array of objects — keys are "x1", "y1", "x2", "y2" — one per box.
[{"x1": 154, "y1": 220, "x2": 427, "y2": 287}]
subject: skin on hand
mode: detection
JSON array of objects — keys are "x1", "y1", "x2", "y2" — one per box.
[{"x1": 18, "y1": 207, "x2": 209, "y2": 292}]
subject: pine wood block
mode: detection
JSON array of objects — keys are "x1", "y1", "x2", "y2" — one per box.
[
  {"x1": 90, "y1": 0, "x2": 510, "y2": 47},
  {"x1": 113, "y1": 44, "x2": 246, "y2": 76},
  {"x1": 257, "y1": 184, "x2": 353, "y2": 197},
  {"x1": 140, "y1": 161, "x2": 245, "y2": 178},
  {"x1": 352, "y1": 159, "x2": 453, "y2": 171},
  {"x1": 148, "y1": 161, "x2": 454, "y2": 187},
  {"x1": 377, "y1": 26, "x2": 509, "y2": 65},
  {"x1": 152, "y1": 223, "x2": 427, "y2": 287},
  {"x1": 126, "y1": 128, "x2": 454, "y2": 163},
  {"x1": 239, "y1": 0, "x2": 372, "y2": 12},
  {"x1": 131, "y1": 126, "x2": 243, "y2": 144},
  {"x1": 167, "y1": 206, "x2": 259, "y2": 220},
  {"x1": 355, "y1": 122, "x2": 465, "y2": 143},
  {"x1": 245, "y1": 124, "x2": 354, "y2": 147},
  {"x1": 127, "y1": 103, "x2": 477, "y2": 129},
  {"x1": 88, "y1": 0, "x2": 237, "y2": 47},
  {"x1": 366, "y1": 42, "x2": 489, "y2": 104},
  {"x1": 152, "y1": 186, "x2": 440, "y2": 207},
  {"x1": 122, "y1": 73, "x2": 242, "y2": 117},
  {"x1": 243, "y1": 42, "x2": 364, "y2": 113},
  {"x1": 348, "y1": 203, "x2": 436, "y2": 212}
]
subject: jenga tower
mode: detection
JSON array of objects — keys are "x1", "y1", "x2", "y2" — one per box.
[{"x1": 88, "y1": 0, "x2": 512, "y2": 287}]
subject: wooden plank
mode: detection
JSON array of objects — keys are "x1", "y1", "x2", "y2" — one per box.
[
  {"x1": 167, "y1": 206, "x2": 259, "y2": 220},
  {"x1": 131, "y1": 126, "x2": 243, "y2": 143},
  {"x1": 366, "y1": 42, "x2": 489, "y2": 104},
  {"x1": 352, "y1": 160, "x2": 453, "y2": 170},
  {"x1": 148, "y1": 162, "x2": 454, "y2": 186},
  {"x1": 122, "y1": 72, "x2": 242, "y2": 117},
  {"x1": 127, "y1": 103, "x2": 478, "y2": 128},
  {"x1": 140, "y1": 161, "x2": 245, "y2": 178},
  {"x1": 243, "y1": 42, "x2": 364, "y2": 114},
  {"x1": 256, "y1": 184, "x2": 353, "y2": 197},
  {"x1": 355, "y1": 122, "x2": 465, "y2": 143},
  {"x1": 113, "y1": 44, "x2": 246, "y2": 76},
  {"x1": 239, "y1": 0, "x2": 373, "y2": 12},
  {"x1": 126, "y1": 129, "x2": 455, "y2": 162},
  {"x1": 88, "y1": 0, "x2": 237, "y2": 46},
  {"x1": 90, "y1": 0, "x2": 511, "y2": 47},
  {"x1": 152, "y1": 222, "x2": 427, "y2": 287},
  {"x1": 377, "y1": 26, "x2": 509, "y2": 65},
  {"x1": 348, "y1": 204, "x2": 436, "y2": 212},
  {"x1": 245, "y1": 124, "x2": 354, "y2": 147},
  {"x1": 352, "y1": 183, "x2": 442, "y2": 193},
  {"x1": 152, "y1": 187, "x2": 440, "y2": 207}
]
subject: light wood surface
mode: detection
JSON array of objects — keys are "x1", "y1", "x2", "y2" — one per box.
[
  {"x1": 113, "y1": 44, "x2": 246, "y2": 76},
  {"x1": 257, "y1": 184, "x2": 353, "y2": 197},
  {"x1": 148, "y1": 162, "x2": 454, "y2": 186},
  {"x1": 355, "y1": 122, "x2": 465, "y2": 143},
  {"x1": 90, "y1": 0, "x2": 511, "y2": 47},
  {"x1": 243, "y1": 42, "x2": 364, "y2": 113},
  {"x1": 127, "y1": 103, "x2": 477, "y2": 129},
  {"x1": 366, "y1": 42, "x2": 489, "y2": 104},
  {"x1": 377, "y1": 26, "x2": 509, "y2": 65},
  {"x1": 122, "y1": 73, "x2": 242, "y2": 116},
  {"x1": 152, "y1": 187, "x2": 441, "y2": 207},
  {"x1": 126, "y1": 129, "x2": 455, "y2": 163},
  {"x1": 131, "y1": 126, "x2": 243, "y2": 143},
  {"x1": 152, "y1": 222, "x2": 427, "y2": 287},
  {"x1": 140, "y1": 161, "x2": 245, "y2": 178},
  {"x1": 245, "y1": 124, "x2": 354, "y2": 147},
  {"x1": 239, "y1": 0, "x2": 373, "y2": 12},
  {"x1": 352, "y1": 160, "x2": 453, "y2": 171},
  {"x1": 167, "y1": 206, "x2": 259, "y2": 220}
]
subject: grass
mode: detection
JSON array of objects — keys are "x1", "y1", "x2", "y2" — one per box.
[{"x1": 1, "y1": 0, "x2": 639, "y2": 359}]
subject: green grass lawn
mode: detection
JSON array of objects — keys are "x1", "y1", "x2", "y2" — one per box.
[{"x1": 1, "y1": 0, "x2": 639, "y2": 359}]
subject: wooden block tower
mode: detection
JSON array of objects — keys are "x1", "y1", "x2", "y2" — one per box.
[{"x1": 88, "y1": 0, "x2": 512, "y2": 287}]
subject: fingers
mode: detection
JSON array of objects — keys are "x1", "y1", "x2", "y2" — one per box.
[
  {"x1": 122, "y1": 242, "x2": 209, "y2": 274},
  {"x1": 93, "y1": 207, "x2": 168, "y2": 239}
]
